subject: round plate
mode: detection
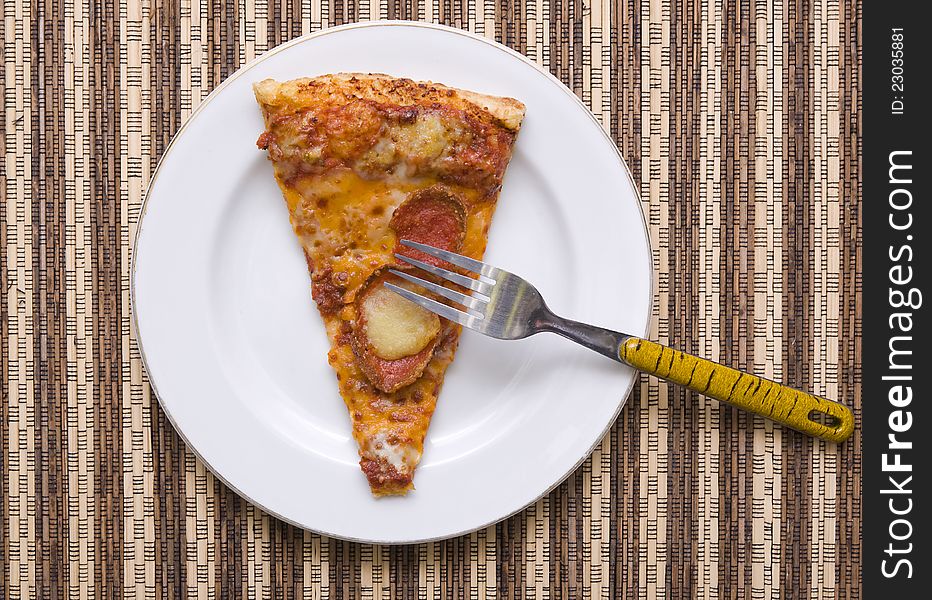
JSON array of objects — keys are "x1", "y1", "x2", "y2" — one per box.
[{"x1": 132, "y1": 22, "x2": 652, "y2": 543}]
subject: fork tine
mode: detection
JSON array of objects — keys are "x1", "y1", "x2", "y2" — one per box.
[
  {"x1": 394, "y1": 254, "x2": 494, "y2": 295},
  {"x1": 388, "y1": 269, "x2": 488, "y2": 315},
  {"x1": 383, "y1": 283, "x2": 483, "y2": 331},
  {"x1": 398, "y1": 240, "x2": 496, "y2": 279}
]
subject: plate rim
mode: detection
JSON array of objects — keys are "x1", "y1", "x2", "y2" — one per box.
[{"x1": 130, "y1": 20, "x2": 654, "y2": 544}]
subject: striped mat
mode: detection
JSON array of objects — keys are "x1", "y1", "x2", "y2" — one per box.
[{"x1": 1, "y1": 0, "x2": 861, "y2": 598}]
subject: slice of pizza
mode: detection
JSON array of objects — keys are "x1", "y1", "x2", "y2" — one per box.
[{"x1": 253, "y1": 74, "x2": 525, "y2": 495}]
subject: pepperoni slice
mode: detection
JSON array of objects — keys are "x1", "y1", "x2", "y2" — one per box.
[
  {"x1": 389, "y1": 186, "x2": 467, "y2": 268},
  {"x1": 351, "y1": 268, "x2": 442, "y2": 393},
  {"x1": 355, "y1": 344, "x2": 437, "y2": 394}
]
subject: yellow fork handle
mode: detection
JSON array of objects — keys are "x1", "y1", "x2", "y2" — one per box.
[{"x1": 618, "y1": 337, "x2": 854, "y2": 443}]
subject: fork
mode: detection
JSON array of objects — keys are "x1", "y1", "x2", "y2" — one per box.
[{"x1": 385, "y1": 240, "x2": 855, "y2": 443}]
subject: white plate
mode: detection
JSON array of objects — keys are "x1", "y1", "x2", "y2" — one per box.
[{"x1": 132, "y1": 22, "x2": 652, "y2": 543}]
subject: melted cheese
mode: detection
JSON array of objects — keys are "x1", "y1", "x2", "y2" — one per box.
[
  {"x1": 356, "y1": 113, "x2": 457, "y2": 176},
  {"x1": 391, "y1": 113, "x2": 451, "y2": 161},
  {"x1": 368, "y1": 433, "x2": 420, "y2": 474},
  {"x1": 362, "y1": 285, "x2": 440, "y2": 360}
]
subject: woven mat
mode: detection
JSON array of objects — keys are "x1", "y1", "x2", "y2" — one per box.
[{"x1": 1, "y1": 0, "x2": 861, "y2": 597}]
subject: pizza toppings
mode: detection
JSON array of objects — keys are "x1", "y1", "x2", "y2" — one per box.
[
  {"x1": 360, "y1": 284, "x2": 441, "y2": 360},
  {"x1": 367, "y1": 433, "x2": 419, "y2": 473},
  {"x1": 357, "y1": 110, "x2": 452, "y2": 177},
  {"x1": 355, "y1": 343, "x2": 440, "y2": 394},
  {"x1": 359, "y1": 433, "x2": 421, "y2": 495},
  {"x1": 390, "y1": 186, "x2": 466, "y2": 267},
  {"x1": 359, "y1": 458, "x2": 410, "y2": 494},
  {"x1": 310, "y1": 267, "x2": 346, "y2": 315},
  {"x1": 352, "y1": 269, "x2": 442, "y2": 393}
]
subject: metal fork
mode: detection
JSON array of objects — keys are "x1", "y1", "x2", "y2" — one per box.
[{"x1": 385, "y1": 239, "x2": 854, "y2": 443}]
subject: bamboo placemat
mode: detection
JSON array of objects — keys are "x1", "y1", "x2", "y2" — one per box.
[{"x1": 1, "y1": 0, "x2": 861, "y2": 597}]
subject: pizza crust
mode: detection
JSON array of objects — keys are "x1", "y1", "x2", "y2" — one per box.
[{"x1": 253, "y1": 73, "x2": 525, "y2": 131}]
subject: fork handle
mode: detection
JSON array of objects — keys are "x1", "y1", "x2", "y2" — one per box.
[
  {"x1": 617, "y1": 337, "x2": 854, "y2": 443},
  {"x1": 542, "y1": 317, "x2": 854, "y2": 443}
]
